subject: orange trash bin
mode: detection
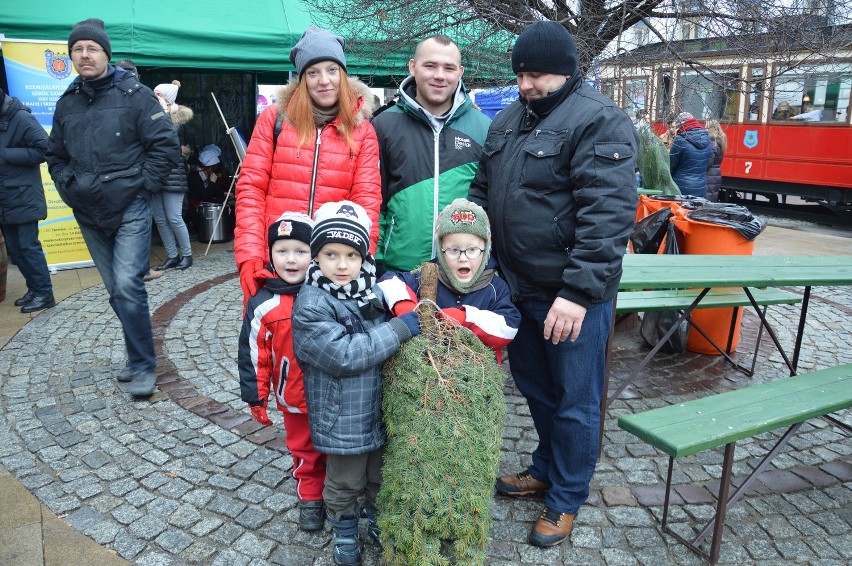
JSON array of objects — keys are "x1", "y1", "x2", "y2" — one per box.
[{"x1": 673, "y1": 214, "x2": 756, "y2": 354}]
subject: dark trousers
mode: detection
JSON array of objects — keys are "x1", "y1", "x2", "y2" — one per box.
[
  {"x1": 78, "y1": 198, "x2": 155, "y2": 372},
  {"x1": 323, "y1": 447, "x2": 384, "y2": 520},
  {"x1": 507, "y1": 298, "x2": 612, "y2": 515},
  {"x1": 2, "y1": 221, "x2": 53, "y2": 296}
]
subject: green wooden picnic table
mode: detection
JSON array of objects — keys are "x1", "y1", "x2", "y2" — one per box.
[
  {"x1": 620, "y1": 254, "x2": 852, "y2": 289},
  {"x1": 611, "y1": 254, "x2": 852, "y2": 399}
]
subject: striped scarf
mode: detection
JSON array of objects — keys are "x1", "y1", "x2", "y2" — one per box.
[{"x1": 305, "y1": 255, "x2": 385, "y2": 319}]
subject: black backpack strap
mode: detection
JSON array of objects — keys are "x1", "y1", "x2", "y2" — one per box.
[{"x1": 272, "y1": 114, "x2": 283, "y2": 156}]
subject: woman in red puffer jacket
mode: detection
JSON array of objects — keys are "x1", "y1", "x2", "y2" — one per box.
[{"x1": 234, "y1": 26, "x2": 380, "y2": 303}]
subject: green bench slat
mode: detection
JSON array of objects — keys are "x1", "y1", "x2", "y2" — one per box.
[
  {"x1": 616, "y1": 287, "x2": 802, "y2": 314},
  {"x1": 618, "y1": 364, "x2": 852, "y2": 458}
]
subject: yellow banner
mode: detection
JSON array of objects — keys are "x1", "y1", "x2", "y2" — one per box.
[{"x1": 2, "y1": 39, "x2": 93, "y2": 269}]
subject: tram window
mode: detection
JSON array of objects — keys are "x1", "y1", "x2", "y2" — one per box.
[
  {"x1": 772, "y1": 63, "x2": 852, "y2": 122},
  {"x1": 678, "y1": 69, "x2": 738, "y2": 121},
  {"x1": 747, "y1": 67, "x2": 764, "y2": 122}
]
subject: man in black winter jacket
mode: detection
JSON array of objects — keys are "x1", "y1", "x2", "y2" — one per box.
[
  {"x1": 470, "y1": 21, "x2": 638, "y2": 548},
  {"x1": 46, "y1": 18, "x2": 180, "y2": 398},
  {"x1": 0, "y1": 87, "x2": 53, "y2": 313}
]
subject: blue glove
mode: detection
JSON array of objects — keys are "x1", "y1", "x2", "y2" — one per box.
[{"x1": 398, "y1": 311, "x2": 420, "y2": 337}]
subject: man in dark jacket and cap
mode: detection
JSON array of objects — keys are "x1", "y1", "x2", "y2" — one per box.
[
  {"x1": 46, "y1": 18, "x2": 180, "y2": 398},
  {"x1": 0, "y1": 87, "x2": 54, "y2": 313},
  {"x1": 470, "y1": 20, "x2": 637, "y2": 548}
]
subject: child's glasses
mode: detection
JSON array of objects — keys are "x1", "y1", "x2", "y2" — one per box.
[{"x1": 441, "y1": 247, "x2": 484, "y2": 260}]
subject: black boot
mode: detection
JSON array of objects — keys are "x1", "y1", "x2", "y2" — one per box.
[
  {"x1": 21, "y1": 295, "x2": 56, "y2": 313},
  {"x1": 14, "y1": 290, "x2": 35, "y2": 306},
  {"x1": 298, "y1": 499, "x2": 325, "y2": 532},
  {"x1": 154, "y1": 256, "x2": 180, "y2": 270},
  {"x1": 176, "y1": 255, "x2": 193, "y2": 270},
  {"x1": 328, "y1": 512, "x2": 361, "y2": 566}
]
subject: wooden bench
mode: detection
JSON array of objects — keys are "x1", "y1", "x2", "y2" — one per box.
[
  {"x1": 606, "y1": 287, "x2": 803, "y2": 404},
  {"x1": 618, "y1": 364, "x2": 852, "y2": 564}
]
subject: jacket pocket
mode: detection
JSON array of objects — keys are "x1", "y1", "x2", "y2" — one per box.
[
  {"x1": 522, "y1": 133, "x2": 567, "y2": 192},
  {"x1": 99, "y1": 164, "x2": 141, "y2": 183},
  {"x1": 593, "y1": 142, "x2": 634, "y2": 166},
  {"x1": 317, "y1": 378, "x2": 341, "y2": 434}
]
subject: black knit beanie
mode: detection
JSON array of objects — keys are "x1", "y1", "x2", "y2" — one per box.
[
  {"x1": 268, "y1": 212, "x2": 315, "y2": 262},
  {"x1": 511, "y1": 21, "x2": 578, "y2": 76},
  {"x1": 68, "y1": 18, "x2": 112, "y2": 61}
]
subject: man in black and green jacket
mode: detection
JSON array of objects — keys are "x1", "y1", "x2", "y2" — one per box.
[{"x1": 372, "y1": 35, "x2": 490, "y2": 273}]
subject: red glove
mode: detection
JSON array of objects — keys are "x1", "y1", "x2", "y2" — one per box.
[
  {"x1": 391, "y1": 300, "x2": 416, "y2": 316},
  {"x1": 250, "y1": 405, "x2": 272, "y2": 426},
  {"x1": 239, "y1": 258, "x2": 265, "y2": 303},
  {"x1": 438, "y1": 307, "x2": 466, "y2": 325}
]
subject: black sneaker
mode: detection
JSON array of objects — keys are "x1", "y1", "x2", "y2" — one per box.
[{"x1": 299, "y1": 499, "x2": 325, "y2": 532}]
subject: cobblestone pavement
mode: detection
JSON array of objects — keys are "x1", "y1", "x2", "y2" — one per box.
[{"x1": 1, "y1": 249, "x2": 850, "y2": 566}]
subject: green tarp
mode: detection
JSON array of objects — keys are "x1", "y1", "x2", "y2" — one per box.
[{"x1": 0, "y1": 0, "x2": 409, "y2": 81}]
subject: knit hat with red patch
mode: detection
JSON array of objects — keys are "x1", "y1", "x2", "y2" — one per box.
[
  {"x1": 434, "y1": 198, "x2": 492, "y2": 292},
  {"x1": 268, "y1": 212, "x2": 314, "y2": 262}
]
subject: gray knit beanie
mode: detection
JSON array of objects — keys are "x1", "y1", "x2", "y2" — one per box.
[
  {"x1": 68, "y1": 18, "x2": 112, "y2": 61},
  {"x1": 289, "y1": 25, "x2": 347, "y2": 77}
]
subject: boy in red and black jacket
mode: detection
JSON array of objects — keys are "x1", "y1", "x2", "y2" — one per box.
[{"x1": 237, "y1": 212, "x2": 326, "y2": 532}]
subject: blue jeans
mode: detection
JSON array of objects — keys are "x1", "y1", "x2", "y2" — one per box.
[
  {"x1": 506, "y1": 298, "x2": 612, "y2": 515},
  {"x1": 1, "y1": 221, "x2": 53, "y2": 296},
  {"x1": 78, "y1": 197, "x2": 155, "y2": 372},
  {"x1": 151, "y1": 191, "x2": 192, "y2": 258}
]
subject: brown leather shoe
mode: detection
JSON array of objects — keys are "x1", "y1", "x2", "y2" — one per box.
[
  {"x1": 495, "y1": 472, "x2": 551, "y2": 497},
  {"x1": 528, "y1": 507, "x2": 575, "y2": 548}
]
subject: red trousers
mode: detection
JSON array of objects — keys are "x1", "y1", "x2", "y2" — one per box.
[{"x1": 282, "y1": 412, "x2": 326, "y2": 501}]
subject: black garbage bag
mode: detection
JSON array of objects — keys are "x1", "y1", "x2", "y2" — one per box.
[
  {"x1": 631, "y1": 208, "x2": 673, "y2": 254},
  {"x1": 686, "y1": 203, "x2": 767, "y2": 240},
  {"x1": 649, "y1": 194, "x2": 709, "y2": 210},
  {"x1": 639, "y1": 222, "x2": 688, "y2": 354}
]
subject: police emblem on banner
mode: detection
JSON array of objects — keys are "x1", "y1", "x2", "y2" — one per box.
[
  {"x1": 743, "y1": 130, "x2": 758, "y2": 149},
  {"x1": 44, "y1": 49, "x2": 72, "y2": 80}
]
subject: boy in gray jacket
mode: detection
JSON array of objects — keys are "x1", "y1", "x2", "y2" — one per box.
[{"x1": 293, "y1": 201, "x2": 419, "y2": 566}]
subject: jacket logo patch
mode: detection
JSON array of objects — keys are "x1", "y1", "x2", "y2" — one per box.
[
  {"x1": 451, "y1": 210, "x2": 477, "y2": 225},
  {"x1": 278, "y1": 221, "x2": 293, "y2": 236},
  {"x1": 455, "y1": 136, "x2": 472, "y2": 150}
]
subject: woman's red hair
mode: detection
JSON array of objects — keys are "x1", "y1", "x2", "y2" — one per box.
[{"x1": 287, "y1": 69, "x2": 360, "y2": 151}]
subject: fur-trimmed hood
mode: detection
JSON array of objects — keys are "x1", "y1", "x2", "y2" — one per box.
[
  {"x1": 274, "y1": 76, "x2": 374, "y2": 127},
  {"x1": 169, "y1": 104, "x2": 193, "y2": 126}
]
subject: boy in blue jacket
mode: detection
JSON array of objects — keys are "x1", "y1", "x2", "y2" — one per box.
[
  {"x1": 292, "y1": 201, "x2": 419, "y2": 566},
  {"x1": 378, "y1": 198, "x2": 519, "y2": 363}
]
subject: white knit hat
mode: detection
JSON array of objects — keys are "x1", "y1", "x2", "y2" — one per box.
[{"x1": 154, "y1": 80, "x2": 181, "y2": 105}]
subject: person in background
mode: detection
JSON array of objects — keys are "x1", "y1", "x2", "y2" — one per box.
[
  {"x1": 188, "y1": 144, "x2": 229, "y2": 207},
  {"x1": 150, "y1": 80, "x2": 194, "y2": 271},
  {"x1": 771, "y1": 101, "x2": 796, "y2": 120},
  {"x1": 293, "y1": 201, "x2": 419, "y2": 566},
  {"x1": 704, "y1": 119, "x2": 727, "y2": 202},
  {"x1": 235, "y1": 25, "x2": 381, "y2": 305},
  {"x1": 47, "y1": 18, "x2": 179, "y2": 398},
  {"x1": 238, "y1": 212, "x2": 328, "y2": 532},
  {"x1": 371, "y1": 34, "x2": 490, "y2": 275},
  {"x1": 0, "y1": 86, "x2": 54, "y2": 313},
  {"x1": 469, "y1": 21, "x2": 637, "y2": 548},
  {"x1": 668, "y1": 111, "x2": 713, "y2": 197}
]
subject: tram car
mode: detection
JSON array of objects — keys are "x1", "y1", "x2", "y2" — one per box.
[{"x1": 597, "y1": 25, "x2": 852, "y2": 212}]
